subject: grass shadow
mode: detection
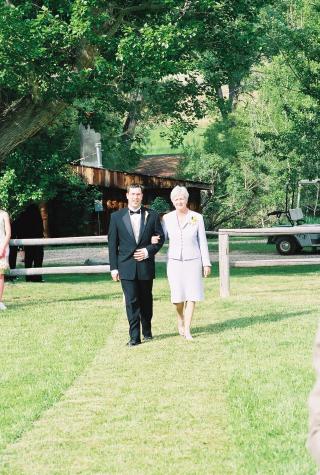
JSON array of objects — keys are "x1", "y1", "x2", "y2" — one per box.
[
  {"x1": 9, "y1": 274, "x2": 110, "y2": 285},
  {"x1": 193, "y1": 309, "x2": 311, "y2": 335},
  {"x1": 156, "y1": 309, "x2": 311, "y2": 341},
  {"x1": 8, "y1": 293, "x2": 123, "y2": 309}
]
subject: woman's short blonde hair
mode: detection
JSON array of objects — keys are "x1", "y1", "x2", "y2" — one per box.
[{"x1": 170, "y1": 185, "x2": 189, "y2": 203}]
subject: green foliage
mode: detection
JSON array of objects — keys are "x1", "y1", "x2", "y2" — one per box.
[
  {"x1": 5, "y1": 0, "x2": 320, "y2": 231},
  {"x1": 149, "y1": 197, "x2": 171, "y2": 214},
  {"x1": 0, "y1": 109, "x2": 100, "y2": 224},
  {"x1": 180, "y1": 106, "x2": 284, "y2": 229},
  {"x1": 0, "y1": 0, "x2": 274, "y2": 161},
  {"x1": 178, "y1": 0, "x2": 320, "y2": 229},
  {"x1": 257, "y1": 1, "x2": 320, "y2": 177},
  {"x1": 0, "y1": 2, "x2": 77, "y2": 100}
]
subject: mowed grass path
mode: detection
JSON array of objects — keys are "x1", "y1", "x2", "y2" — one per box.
[{"x1": 0, "y1": 264, "x2": 318, "y2": 474}]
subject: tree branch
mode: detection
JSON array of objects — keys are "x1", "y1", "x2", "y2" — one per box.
[
  {"x1": 0, "y1": 97, "x2": 66, "y2": 162},
  {"x1": 114, "y1": 2, "x2": 169, "y2": 15},
  {"x1": 177, "y1": 0, "x2": 192, "y2": 20}
]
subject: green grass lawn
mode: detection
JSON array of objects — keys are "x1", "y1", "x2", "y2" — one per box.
[
  {"x1": 142, "y1": 125, "x2": 207, "y2": 155},
  {"x1": 207, "y1": 238, "x2": 274, "y2": 254},
  {"x1": 0, "y1": 265, "x2": 318, "y2": 474}
]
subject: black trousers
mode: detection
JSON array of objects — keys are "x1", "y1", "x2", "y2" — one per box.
[
  {"x1": 9, "y1": 245, "x2": 18, "y2": 270},
  {"x1": 25, "y1": 246, "x2": 44, "y2": 282},
  {"x1": 5, "y1": 245, "x2": 18, "y2": 281},
  {"x1": 121, "y1": 279, "x2": 153, "y2": 342}
]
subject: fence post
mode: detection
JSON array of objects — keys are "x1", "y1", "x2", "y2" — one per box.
[{"x1": 219, "y1": 232, "x2": 230, "y2": 298}]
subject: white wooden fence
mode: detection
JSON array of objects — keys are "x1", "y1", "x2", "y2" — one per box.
[
  {"x1": 8, "y1": 232, "x2": 217, "y2": 277},
  {"x1": 218, "y1": 226, "x2": 320, "y2": 298},
  {"x1": 8, "y1": 236, "x2": 109, "y2": 277},
  {"x1": 9, "y1": 229, "x2": 320, "y2": 293}
]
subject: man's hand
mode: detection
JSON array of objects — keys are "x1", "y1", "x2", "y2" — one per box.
[
  {"x1": 111, "y1": 270, "x2": 120, "y2": 282},
  {"x1": 134, "y1": 248, "x2": 147, "y2": 261},
  {"x1": 151, "y1": 235, "x2": 160, "y2": 244},
  {"x1": 203, "y1": 266, "x2": 211, "y2": 278}
]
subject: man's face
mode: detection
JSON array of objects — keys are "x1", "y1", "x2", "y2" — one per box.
[{"x1": 126, "y1": 187, "x2": 143, "y2": 209}]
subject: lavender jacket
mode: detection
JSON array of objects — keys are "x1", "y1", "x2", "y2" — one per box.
[{"x1": 162, "y1": 210, "x2": 211, "y2": 267}]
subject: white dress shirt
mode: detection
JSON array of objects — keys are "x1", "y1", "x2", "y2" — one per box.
[{"x1": 129, "y1": 209, "x2": 141, "y2": 243}]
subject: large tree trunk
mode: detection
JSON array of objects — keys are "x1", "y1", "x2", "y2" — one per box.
[
  {"x1": 0, "y1": 97, "x2": 65, "y2": 161},
  {"x1": 229, "y1": 81, "x2": 240, "y2": 110},
  {"x1": 122, "y1": 112, "x2": 138, "y2": 141},
  {"x1": 215, "y1": 82, "x2": 240, "y2": 119}
]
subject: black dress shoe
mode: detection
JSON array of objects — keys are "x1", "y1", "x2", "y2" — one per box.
[
  {"x1": 126, "y1": 340, "x2": 141, "y2": 347},
  {"x1": 143, "y1": 335, "x2": 153, "y2": 341}
]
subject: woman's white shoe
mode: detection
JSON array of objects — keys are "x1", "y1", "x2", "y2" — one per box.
[{"x1": 0, "y1": 302, "x2": 7, "y2": 310}]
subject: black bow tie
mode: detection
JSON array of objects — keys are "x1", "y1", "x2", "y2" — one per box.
[{"x1": 129, "y1": 209, "x2": 141, "y2": 215}]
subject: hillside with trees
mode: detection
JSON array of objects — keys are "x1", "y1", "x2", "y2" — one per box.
[{"x1": 179, "y1": 0, "x2": 320, "y2": 228}]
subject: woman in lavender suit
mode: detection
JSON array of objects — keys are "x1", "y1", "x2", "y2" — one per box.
[{"x1": 156, "y1": 186, "x2": 211, "y2": 340}]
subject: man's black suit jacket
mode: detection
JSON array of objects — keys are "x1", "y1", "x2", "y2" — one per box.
[{"x1": 108, "y1": 207, "x2": 165, "y2": 280}]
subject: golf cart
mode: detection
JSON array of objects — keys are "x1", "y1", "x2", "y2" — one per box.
[{"x1": 267, "y1": 179, "x2": 320, "y2": 255}]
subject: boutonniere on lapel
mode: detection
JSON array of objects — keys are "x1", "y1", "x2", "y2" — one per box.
[
  {"x1": 144, "y1": 211, "x2": 149, "y2": 224},
  {"x1": 190, "y1": 215, "x2": 198, "y2": 225}
]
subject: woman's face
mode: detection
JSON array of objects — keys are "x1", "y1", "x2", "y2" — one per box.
[{"x1": 172, "y1": 194, "x2": 188, "y2": 212}]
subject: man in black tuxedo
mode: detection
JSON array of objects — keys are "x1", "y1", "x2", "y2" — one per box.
[{"x1": 108, "y1": 184, "x2": 165, "y2": 346}]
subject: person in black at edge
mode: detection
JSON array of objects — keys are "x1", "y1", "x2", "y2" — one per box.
[
  {"x1": 20, "y1": 204, "x2": 44, "y2": 282},
  {"x1": 6, "y1": 216, "x2": 21, "y2": 282}
]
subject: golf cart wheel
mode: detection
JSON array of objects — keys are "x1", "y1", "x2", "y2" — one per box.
[{"x1": 276, "y1": 236, "x2": 300, "y2": 255}]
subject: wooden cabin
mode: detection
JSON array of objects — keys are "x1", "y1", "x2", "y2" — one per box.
[
  {"x1": 72, "y1": 159, "x2": 211, "y2": 235},
  {"x1": 37, "y1": 155, "x2": 211, "y2": 237}
]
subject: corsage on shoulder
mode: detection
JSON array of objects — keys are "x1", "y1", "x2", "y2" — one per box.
[{"x1": 190, "y1": 215, "x2": 198, "y2": 225}]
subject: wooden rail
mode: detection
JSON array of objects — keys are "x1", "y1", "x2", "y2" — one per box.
[
  {"x1": 9, "y1": 235, "x2": 108, "y2": 246},
  {"x1": 9, "y1": 266, "x2": 110, "y2": 276},
  {"x1": 232, "y1": 258, "x2": 320, "y2": 268},
  {"x1": 218, "y1": 226, "x2": 320, "y2": 298},
  {"x1": 8, "y1": 236, "x2": 109, "y2": 277},
  {"x1": 11, "y1": 227, "x2": 320, "y2": 282},
  {"x1": 8, "y1": 232, "x2": 216, "y2": 277}
]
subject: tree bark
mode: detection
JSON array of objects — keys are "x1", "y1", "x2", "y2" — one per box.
[
  {"x1": 229, "y1": 82, "x2": 240, "y2": 110},
  {"x1": 0, "y1": 97, "x2": 66, "y2": 162},
  {"x1": 122, "y1": 112, "x2": 138, "y2": 142},
  {"x1": 215, "y1": 82, "x2": 240, "y2": 119}
]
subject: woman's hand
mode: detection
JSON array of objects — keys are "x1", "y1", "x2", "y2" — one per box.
[
  {"x1": 151, "y1": 235, "x2": 160, "y2": 244},
  {"x1": 0, "y1": 246, "x2": 5, "y2": 258},
  {"x1": 203, "y1": 266, "x2": 211, "y2": 278}
]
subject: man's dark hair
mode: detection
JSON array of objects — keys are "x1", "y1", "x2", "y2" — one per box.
[{"x1": 127, "y1": 183, "x2": 144, "y2": 192}]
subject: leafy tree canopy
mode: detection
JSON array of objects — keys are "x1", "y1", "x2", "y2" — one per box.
[
  {"x1": 0, "y1": 109, "x2": 99, "y2": 219},
  {"x1": 259, "y1": 0, "x2": 320, "y2": 179},
  {"x1": 0, "y1": 0, "x2": 273, "y2": 160}
]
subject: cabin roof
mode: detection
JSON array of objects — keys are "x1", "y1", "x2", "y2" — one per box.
[
  {"x1": 73, "y1": 164, "x2": 211, "y2": 191},
  {"x1": 133, "y1": 154, "x2": 182, "y2": 178}
]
